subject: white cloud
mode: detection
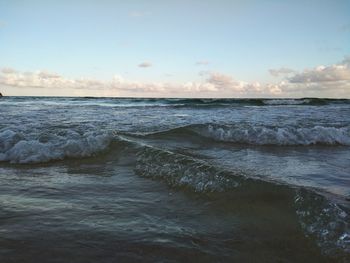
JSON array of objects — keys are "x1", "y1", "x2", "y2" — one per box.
[
  {"x1": 1, "y1": 57, "x2": 350, "y2": 98},
  {"x1": 275, "y1": 81, "x2": 350, "y2": 98},
  {"x1": 269, "y1": 67, "x2": 295, "y2": 77},
  {"x1": 288, "y1": 63, "x2": 350, "y2": 83},
  {"x1": 0, "y1": 69, "x2": 105, "y2": 90},
  {"x1": 1, "y1": 67, "x2": 17, "y2": 74},
  {"x1": 138, "y1": 62, "x2": 152, "y2": 68},
  {"x1": 110, "y1": 75, "x2": 166, "y2": 93},
  {"x1": 266, "y1": 58, "x2": 350, "y2": 97},
  {"x1": 0, "y1": 69, "x2": 268, "y2": 96},
  {"x1": 198, "y1": 72, "x2": 277, "y2": 95}
]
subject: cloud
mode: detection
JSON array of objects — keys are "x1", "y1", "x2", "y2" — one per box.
[
  {"x1": 195, "y1": 57, "x2": 350, "y2": 97},
  {"x1": 288, "y1": 62, "x2": 350, "y2": 83},
  {"x1": 0, "y1": 69, "x2": 105, "y2": 90},
  {"x1": 269, "y1": 67, "x2": 295, "y2": 77},
  {"x1": 275, "y1": 81, "x2": 350, "y2": 98},
  {"x1": 0, "y1": 69, "x2": 170, "y2": 95},
  {"x1": 0, "y1": 68, "x2": 268, "y2": 96},
  {"x1": 1, "y1": 67, "x2": 17, "y2": 74},
  {"x1": 111, "y1": 75, "x2": 166, "y2": 93},
  {"x1": 138, "y1": 62, "x2": 152, "y2": 68},
  {"x1": 37, "y1": 71, "x2": 61, "y2": 79},
  {"x1": 191, "y1": 71, "x2": 279, "y2": 95},
  {"x1": 1, "y1": 57, "x2": 350, "y2": 98},
  {"x1": 196, "y1": 60, "x2": 210, "y2": 66},
  {"x1": 268, "y1": 58, "x2": 350, "y2": 97}
]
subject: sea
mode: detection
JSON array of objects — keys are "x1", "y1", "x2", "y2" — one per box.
[{"x1": 0, "y1": 97, "x2": 349, "y2": 262}]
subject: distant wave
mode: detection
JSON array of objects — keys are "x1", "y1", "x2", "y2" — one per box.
[
  {"x1": 3, "y1": 97, "x2": 350, "y2": 108},
  {"x1": 153, "y1": 98, "x2": 350, "y2": 107},
  {"x1": 115, "y1": 97, "x2": 350, "y2": 106},
  {"x1": 262, "y1": 98, "x2": 350, "y2": 106},
  {"x1": 145, "y1": 124, "x2": 350, "y2": 146},
  {"x1": 129, "y1": 98, "x2": 349, "y2": 107}
]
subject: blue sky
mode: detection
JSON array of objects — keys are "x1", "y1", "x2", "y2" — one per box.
[{"x1": 0, "y1": 0, "x2": 350, "y2": 97}]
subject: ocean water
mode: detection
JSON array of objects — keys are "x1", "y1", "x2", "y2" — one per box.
[{"x1": 0, "y1": 97, "x2": 349, "y2": 262}]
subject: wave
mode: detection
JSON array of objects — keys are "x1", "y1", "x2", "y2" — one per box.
[
  {"x1": 134, "y1": 141, "x2": 349, "y2": 260},
  {"x1": 124, "y1": 97, "x2": 349, "y2": 107},
  {"x1": 152, "y1": 98, "x2": 345, "y2": 107},
  {"x1": 146, "y1": 124, "x2": 350, "y2": 146},
  {"x1": 143, "y1": 98, "x2": 350, "y2": 106},
  {"x1": 135, "y1": 144, "x2": 243, "y2": 192},
  {"x1": 295, "y1": 189, "x2": 350, "y2": 259},
  {"x1": 1, "y1": 121, "x2": 349, "y2": 164},
  {"x1": 1, "y1": 128, "x2": 349, "y2": 259},
  {"x1": 4, "y1": 97, "x2": 349, "y2": 108},
  {"x1": 0, "y1": 129, "x2": 113, "y2": 164},
  {"x1": 262, "y1": 98, "x2": 350, "y2": 106}
]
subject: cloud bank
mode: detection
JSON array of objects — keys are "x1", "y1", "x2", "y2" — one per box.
[
  {"x1": 1, "y1": 58, "x2": 350, "y2": 97},
  {"x1": 288, "y1": 61, "x2": 350, "y2": 83}
]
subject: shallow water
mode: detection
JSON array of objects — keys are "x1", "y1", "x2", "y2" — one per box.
[{"x1": 0, "y1": 97, "x2": 349, "y2": 262}]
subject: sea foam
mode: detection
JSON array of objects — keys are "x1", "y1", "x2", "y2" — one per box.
[
  {"x1": 0, "y1": 129, "x2": 112, "y2": 163},
  {"x1": 193, "y1": 124, "x2": 350, "y2": 145}
]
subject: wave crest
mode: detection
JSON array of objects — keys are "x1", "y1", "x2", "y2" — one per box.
[
  {"x1": 0, "y1": 129, "x2": 113, "y2": 164},
  {"x1": 135, "y1": 145, "x2": 241, "y2": 192},
  {"x1": 191, "y1": 124, "x2": 350, "y2": 146}
]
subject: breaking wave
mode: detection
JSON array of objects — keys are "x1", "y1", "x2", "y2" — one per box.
[
  {"x1": 202, "y1": 124, "x2": 350, "y2": 145},
  {"x1": 148, "y1": 124, "x2": 350, "y2": 146},
  {"x1": 0, "y1": 129, "x2": 113, "y2": 164},
  {"x1": 2, "y1": 122, "x2": 349, "y2": 164},
  {"x1": 1, "y1": 126, "x2": 349, "y2": 260}
]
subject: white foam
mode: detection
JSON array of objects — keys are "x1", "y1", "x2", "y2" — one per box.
[
  {"x1": 295, "y1": 190, "x2": 350, "y2": 258},
  {"x1": 0, "y1": 129, "x2": 113, "y2": 164},
  {"x1": 196, "y1": 124, "x2": 350, "y2": 145}
]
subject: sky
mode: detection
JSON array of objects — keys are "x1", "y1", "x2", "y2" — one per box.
[{"x1": 0, "y1": 0, "x2": 350, "y2": 98}]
